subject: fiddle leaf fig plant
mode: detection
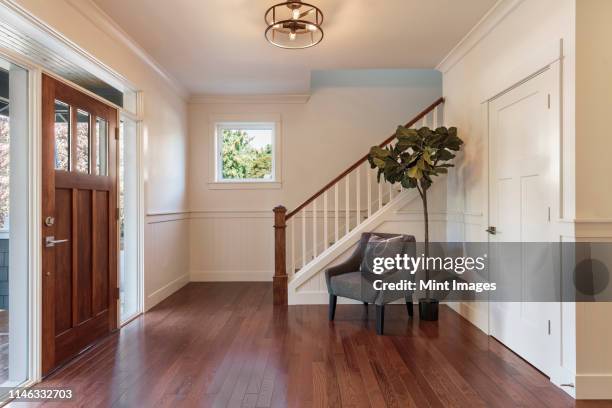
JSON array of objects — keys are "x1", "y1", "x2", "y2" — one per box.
[{"x1": 368, "y1": 126, "x2": 463, "y2": 300}]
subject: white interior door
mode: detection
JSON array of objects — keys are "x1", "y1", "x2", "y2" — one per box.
[{"x1": 488, "y1": 66, "x2": 560, "y2": 376}]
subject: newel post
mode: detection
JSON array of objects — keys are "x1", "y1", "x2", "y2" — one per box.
[{"x1": 273, "y1": 206, "x2": 288, "y2": 306}]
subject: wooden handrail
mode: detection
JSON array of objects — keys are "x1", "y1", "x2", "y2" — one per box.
[{"x1": 285, "y1": 97, "x2": 445, "y2": 220}]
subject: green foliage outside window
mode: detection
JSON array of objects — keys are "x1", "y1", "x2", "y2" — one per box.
[
  {"x1": 221, "y1": 129, "x2": 272, "y2": 180},
  {"x1": 0, "y1": 116, "x2": 9, "y2": 230}
]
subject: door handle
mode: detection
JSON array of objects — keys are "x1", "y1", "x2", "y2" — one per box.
[
  {"x1": 485, "y1": 226, "x2": 497, "y2": 235},
  {"x1": 45, "y1": 236, "x2": 69, "y2": 248}
]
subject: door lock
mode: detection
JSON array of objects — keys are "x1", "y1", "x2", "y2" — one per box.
[
  {"x1": 486, "y1": 226, "x2": 497, "y2": 235},
  {"x1": 45, "y1": 236, "x2": 69, "y2": 248},
  {"x1": 45, "y1": 216, "x2": 55, "y2": 227}
]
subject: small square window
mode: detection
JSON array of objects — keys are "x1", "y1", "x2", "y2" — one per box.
[{"x1": 215, "y1": 122, "x2": 276, "y2": 183}]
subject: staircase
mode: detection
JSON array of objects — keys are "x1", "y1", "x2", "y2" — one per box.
[{"x1": 272, "y1": 97, "x2": 445, "y2": 305}]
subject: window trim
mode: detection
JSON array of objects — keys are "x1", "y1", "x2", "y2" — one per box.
[{"x1": 208, "y1": 113, "x2": 282, "y2": 190}]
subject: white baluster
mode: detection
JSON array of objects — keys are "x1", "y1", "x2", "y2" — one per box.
[
  {"x1": 323, "y1": 191, "x2": 328, "y2": 250},
  {"x1": 378, "y1": 178, "x2": 383, "y2": 210},
  {"x1": 302, "y1": 210, "x2": 306, "y2": 268},
  {"x1": 356, "y1": 166, "x2": 361, "y2": 226},
  {"x1": 334, "y1": 183, "x2": 339, "y2": 243},
  {"x1": 433, "y1": 105, "x2": 439, "y2": 129},
  {"x1": 290, "y1": 217, "x2": 295, "y2": 275},
  {"x1": 422, "y1": 113, "x2": 427, "y2": 128},
  {"x1": 345, "y1": 174, "x2": 350, "y2": 234},
  {"x1": 367, "y1": 167, "x2": 372, "y2": 218},
  {"x1": 312, "y1": 200, "x2": 317, "y2": 258}
]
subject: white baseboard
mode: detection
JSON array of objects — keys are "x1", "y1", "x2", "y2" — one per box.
[
  {"x1": 446, "y1": 301, "x2": 489, "y2": 334},
  {"x1": 575, "y1": 374, "x2": 612, "y2": 399},
  {"x1": 145, "y1": 273, "x2": 189, "y2": 311},
  {"x1": 190, "y1": 270, "x2": 273, "y2": 282}
]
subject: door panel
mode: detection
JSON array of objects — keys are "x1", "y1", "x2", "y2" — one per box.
[
  {"x1": 488, "y1": 67, "x2": 559, "y2": 376},
  {"x1": 42, "y1": 74, "x2": 118, "y2": 375}
]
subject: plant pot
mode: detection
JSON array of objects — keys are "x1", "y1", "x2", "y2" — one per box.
[{"x1": 418, "y1": 298, "x2": 439, "y2": 321}]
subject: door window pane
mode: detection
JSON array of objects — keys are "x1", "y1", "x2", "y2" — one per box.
[
  {"x1": 96, "y1": 117, "x2": 108, "y2": 176},
  {"x1": 76, "y1": 110, "x2": 90, "y2": 173},
  {"x1": 54, "y1": 101, "x2": 70, "y2": 171}
]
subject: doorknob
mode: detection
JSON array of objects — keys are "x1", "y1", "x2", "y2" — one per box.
[
  {"x1": 486, "y1": 226, "x2": 497, "y2": 235},
  {"x1": 45, "y1": 236, "x2": 69, "y2": 248}
]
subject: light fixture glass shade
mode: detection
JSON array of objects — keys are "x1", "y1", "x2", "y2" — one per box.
[{"x1": 265, "y1": 1, "x2": 324, "y2": 49}]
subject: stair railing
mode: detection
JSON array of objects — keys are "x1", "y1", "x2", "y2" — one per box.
[{"x1": 273, "y1": 97, "x2": 445, "y2": 305}]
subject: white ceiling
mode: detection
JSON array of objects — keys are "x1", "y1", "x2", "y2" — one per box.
[{"x1": 92, "y1": 0, "x2": 497, "y2": 95}]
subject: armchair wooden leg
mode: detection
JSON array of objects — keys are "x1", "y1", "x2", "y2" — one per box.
[
  {"x1": 329, "y1": 295, "x2": 337, "y2": 321},
  {"x1": 405, "y1": 295, "x2": 414, "y2": 317},
  {"x1": 376, "y1": 305, "x2": 385, "y2": 335}
]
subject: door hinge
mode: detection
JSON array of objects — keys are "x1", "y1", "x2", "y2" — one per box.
[
  {"x1": 115, "y1": 127, "x2": 119, "y2": 140},
  {"x1": 116, "y1": 208, "x2": 120, "y2": 221},
  {"x1": 548, "y1": 320, "x2": 551, "y2": 335},
  {"x1": 115, "y1": 287, "x2": 120, "y2": 300},
  {"x1": 548, "y1": 206, "x2": 551, "y2": 222},
  {"x1": 547, "y1": 94, "x2": 551, "y2": 109}
]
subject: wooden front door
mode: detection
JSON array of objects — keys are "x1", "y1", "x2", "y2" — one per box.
[{"x1": 41, "y1": 74, "x2": 118, "y2": 375}]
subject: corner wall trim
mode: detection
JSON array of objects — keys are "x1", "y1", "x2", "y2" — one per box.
[
  {"x1": 145, "y1": 273, "x2": 189, "y2": 311},
  {"x1": 189, "y1": 94, "x2": 311, "y2": 105},
  {"x1": 435, "y1": 0, "x2": 525, "y2": 73},
  {"x1": 65, "y1": 0, "x2": 188, "y2": 99}
]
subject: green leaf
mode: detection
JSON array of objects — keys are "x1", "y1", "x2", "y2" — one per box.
[
  {"x1": 434, "y1": 149, "x2": 455, "y2": 162},
  {"x1": 401, "y1": 177, "x2": 417, "y2": 189},
  {"x1": 372, "y1": 157, "x2": 386, "y2": 168},
  {"x1": 370, "y1": 146, "x2": 391, "y2": 158},
  {"x1": 407, "y1": 166, "x2": 423, "y2": 180},
  {"x1": 396, "y1": 126, "x2": 418, "y2": 139}
]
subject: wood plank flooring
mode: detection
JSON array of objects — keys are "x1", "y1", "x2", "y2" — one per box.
[{"x1": 10, "y1": 282, "x2": 612, "y2": 407}]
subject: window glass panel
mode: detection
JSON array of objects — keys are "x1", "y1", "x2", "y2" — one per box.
[
  {"x1": 218, "y1": 125, "x2": 273, "y2": 181},
  {"x1": 76, "y1": 109, "x2": 90, "y2": 173},
  {"x1": 0, "y1": 109, "x2": 7, "y2": 231},
  {"x1": 96, "y1": 117, "x2": 108, "y2": 176},
  {"x1": 54, "y1": 101, "x2": 70, "y2": 171},
  {"x1": 0, "y1": 60, "x2": 29, "y2": 392}
]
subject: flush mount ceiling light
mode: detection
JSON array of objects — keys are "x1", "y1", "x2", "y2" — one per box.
[{"x1": 265, "y1": 0, "x2": 324, "y2": 49}]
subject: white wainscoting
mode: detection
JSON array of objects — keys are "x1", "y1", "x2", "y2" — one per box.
[
  {"x1": 144, "y1": 212, "x2": 190, "y2": 310},
  {"x1": 189, "y1": 210, "x2": 274, "y2": 282}
]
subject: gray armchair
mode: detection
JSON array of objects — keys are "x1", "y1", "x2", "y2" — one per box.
[{"x1": 325, "y1": 232, "x2": 416, "y2": 335}]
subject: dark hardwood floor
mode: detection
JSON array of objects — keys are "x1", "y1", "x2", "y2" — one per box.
[{"x1": 10, "y1": 282, "x2": 612, "y2": 407}]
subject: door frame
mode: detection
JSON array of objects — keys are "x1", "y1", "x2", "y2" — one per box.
[
  {"x1": 0, "y1": 43, "x2": 145, "y2": 386},
  {"x1": 41, "y1": 73, "x2": 120, "y2": 375}
]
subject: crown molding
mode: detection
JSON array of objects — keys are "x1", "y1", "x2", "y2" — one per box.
[
  {"x1": 436, "y1": 0, "x2": 525, "y2": 74},
  {"x1": 0, "y1": 0, "x2": 136, "y2": 92},
  {"x1": 189, "y1": 93, "x2": 311, "y2": 105},
  {"x1": 65, "y1": 0, "x2": 188, "y2": 100}
]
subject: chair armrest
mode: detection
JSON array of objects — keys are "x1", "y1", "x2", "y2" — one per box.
[{"x1": 324, "y1": 246, "x2": 363, "y2": 292}]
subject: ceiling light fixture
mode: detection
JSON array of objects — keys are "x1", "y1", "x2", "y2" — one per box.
[{"x1": 265, "y1": 0, "x2": 324, "y2": 49}]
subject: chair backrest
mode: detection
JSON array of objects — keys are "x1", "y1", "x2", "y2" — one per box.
[{"x1": 355, "y1": 232, "x2": 416, "y2": 263}]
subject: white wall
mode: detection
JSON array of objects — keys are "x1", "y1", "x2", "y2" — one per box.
[
  {"x1": 188, "y1": 70, "x2": 442, "y2": 282},
  {"x1": 574, "y1": 0, "x2": 612, "y2": 399},
  {"x1": 14, "y1": 0, "x2": 190, "y2": 310},
  {"x1": 439, "y1": 0, "x2": 577, "y2": 394}
]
